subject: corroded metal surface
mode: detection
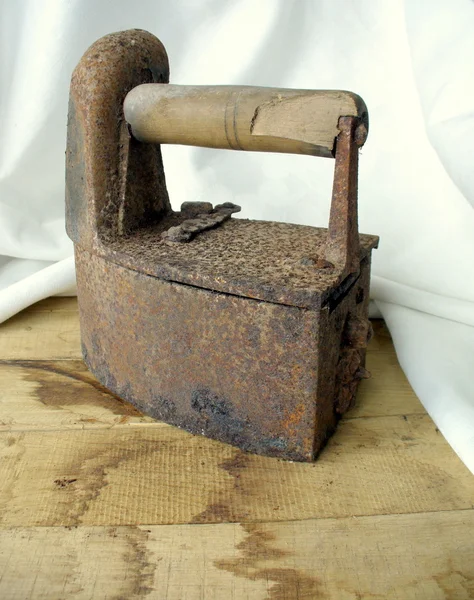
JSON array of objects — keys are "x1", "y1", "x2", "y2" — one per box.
[
  {"x1": 103, "y1": 216, "x2": 378, "y2": 310},
  {"x1": 76, "y1": 247, "x2": 319, "y2": 460},
  {"x1": 75, "y1": 247, "x2": 374, "y2": 461},
  {"x1": 326, "y1": 116, "x2": 362, "y2": 278},
  {"x1": 66, "y1": 30, "x2": 379, "y2": 461},
  {"x1": 65, "y1": 29, "x2": 171, "y2": 249}
]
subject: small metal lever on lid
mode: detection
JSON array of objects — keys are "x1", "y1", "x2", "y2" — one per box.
[{"x1": 124, "y1": 84, "x2": 368, "y2": 280}]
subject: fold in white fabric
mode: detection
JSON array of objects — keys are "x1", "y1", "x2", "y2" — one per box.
[{"x1": 0, "y1": 0, "x2": 473, "y2": 472}]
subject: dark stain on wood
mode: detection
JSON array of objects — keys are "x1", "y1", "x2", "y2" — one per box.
[
  {"x1": 54, "y1": 478, "x2": 78, "y2": 488},
  {"x1": 118, "y1": 527, "x2": 156, "y2": 599},
  {"x1": 3, "y1": 360, "x2": 142, "y2": 416},
  {"x1": 432, "y1": 559, "x2": 474, "y2": 597},
  {"x1": 220, "y1": 452, "x2": 251, "y2": 477},
  {"x1": 191, "y1": 451, "x2": 251, "y2": 523},
  {"x1": 38, "y1": 436, "x2": 164, "y2": 526},
  {"x1": 191, "y1": 501, "x2": 235, "y2": 523},
  {"x1": 215, "y1": 523, "x2": 324, "y2": 599}
]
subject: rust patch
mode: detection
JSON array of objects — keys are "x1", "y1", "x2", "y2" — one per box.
[
  {"x1": 105, "y1": 216, "x2": 378, "y2": 310},
  {"x1": 326, "y1": 116, "x2": 361, "y2": 278},
  {"x1": 334, "y1": 314, "x2": 373, "y2": 415},
  {"x1": 282, "y1": 403, "x2": 306, "y2": 437},
  {"x1": 76, "y1": 246, "x2": 376, "y2": 461},
  {"x1": 66, "y1": 29, "x2": 171, "y2": 248},
  {"x1": 215, "y1": 523, "x2": 324, "y2": 600}
]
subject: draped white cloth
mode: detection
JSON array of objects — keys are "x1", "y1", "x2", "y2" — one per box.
[{"x1": 1, "y1": 0, "x2": 473, "y2": 472}]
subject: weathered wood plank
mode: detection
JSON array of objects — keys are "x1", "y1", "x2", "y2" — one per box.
[
  {"x1": 1, "y1": 510, "x2": 473, "y2": 599},
  {"x1": 19, "y1": 297, "x2": 78, "y2": 313},
  {"x1": 351, "y1": 350, "x2": 424, "y2": 418},
  {"x1": 0, "y1": 361, "x2": 156, "y2": 431},
  {"x1": 367, "y1": 318, "x2": 395, "y2": 353},
  {"x1": 1, "y1": 413, "x2": 472, "y2": 528},
  {"x1": 0, "y1": 303, "x2": 81, "y2": 360}
]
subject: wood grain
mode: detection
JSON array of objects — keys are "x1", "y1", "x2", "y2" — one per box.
[
  {"x1": 0, "y1": 360, "x2": 156, "y2": 431},
  {"x1": 352, "y1": 351, "x2": 424, "y2": 418},
  {"x1": 1, "y1": 510, "x2": 473, "y2": 600},
  {"x1": 0, "y1": 299, "x2": 80, "y2": 360},
  {"x1": 17, "y1": 297, "x2": 78, "y2": 312},
  {"x1": 124, "y1": 84, "x2": 367, "y2": 158},
  {"x1": 1, "y1": 412, "x2": 472, "y2": 527}
]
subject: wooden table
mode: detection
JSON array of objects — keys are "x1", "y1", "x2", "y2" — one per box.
[{"x1": 0, "y1": 298, "x2": 473, "y2": 599}]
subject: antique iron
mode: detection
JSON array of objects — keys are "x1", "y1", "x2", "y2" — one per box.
[{"x1": 66, "y1": 30, "x2": 379, "y2": 462}]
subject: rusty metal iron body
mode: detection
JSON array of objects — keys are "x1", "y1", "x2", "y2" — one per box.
[{"x1": 66, "y1": 30, "x2": 379, "y2": 462}]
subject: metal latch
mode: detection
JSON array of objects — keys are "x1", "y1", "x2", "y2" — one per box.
[{"x1": 161, "y1": 202, "x2": 241, "y2": 242}]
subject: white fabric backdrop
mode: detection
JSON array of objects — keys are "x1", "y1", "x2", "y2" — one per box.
[{"x1": 1, "y1": 0, "x2": 473, "y2": 472}]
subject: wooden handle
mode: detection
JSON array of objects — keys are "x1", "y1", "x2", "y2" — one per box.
[{"x1": 124, "y1": 84, "x2": 368, "y2": 158}]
